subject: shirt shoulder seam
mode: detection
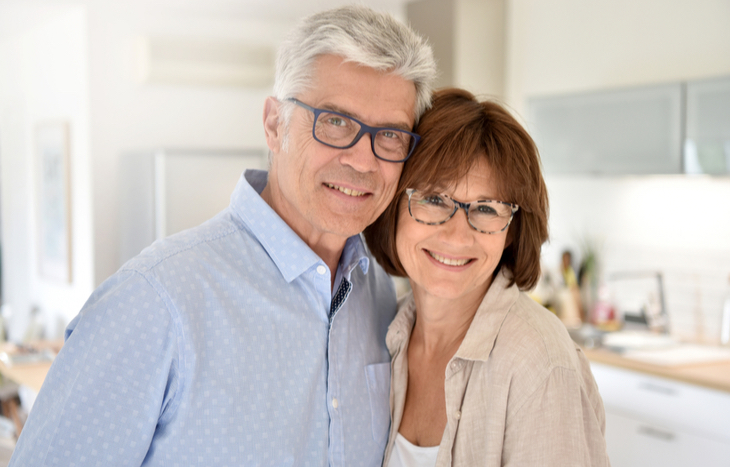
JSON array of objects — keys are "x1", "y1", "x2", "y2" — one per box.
[
  {"x1": 124, "y1": 268, "x2": 187, "y2": 420},
  {"x1": 125, "y1": 222, "x2": 240, "y2": 274}
]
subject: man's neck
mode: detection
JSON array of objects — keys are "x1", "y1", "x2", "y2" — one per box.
[{"x1": 261, "y1": 183, "x2": 346, "y2": 291}]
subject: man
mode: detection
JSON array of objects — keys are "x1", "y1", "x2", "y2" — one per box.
[{"x1": 10, "y1": 5, "x2": 435, "y2": 467}]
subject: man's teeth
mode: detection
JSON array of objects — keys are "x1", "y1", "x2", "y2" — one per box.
[
  {"x1": 428, "y1": 251, "x2": 471, "y2": 266},
  {"x1": 326, "y1": 183, "x2": 367, "y2": 197}
]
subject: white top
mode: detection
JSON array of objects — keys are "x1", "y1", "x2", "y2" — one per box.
[{"x1": 386, "y1": 433, "x2": 439, "y2": 467}]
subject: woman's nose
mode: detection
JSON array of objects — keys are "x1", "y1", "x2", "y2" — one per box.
[{"x1": 438, "y1": 208, "x2": 474, "y2": 245}]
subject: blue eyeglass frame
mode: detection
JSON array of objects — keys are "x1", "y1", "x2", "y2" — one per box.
[
  {"x1": 405, "y1": 188, "x2": 520, "y2": 234},
  {"x1": 286, "y1": 98, "x2": 420, "y2": 163}
]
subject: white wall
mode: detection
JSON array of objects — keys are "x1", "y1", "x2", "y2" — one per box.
[
  {"x1": 407, "y1": 0, "x2": 507, "y2": 99},
  {"x1": 505, "y1": 0, "x2": 730, "y2": 342},
  {"x1": 453, "y1": 0, "x2": 505, "y2": 99},
  {"x1": 0, "y1": 0, "x2": 410, "y2": 340},
  {"x1": 505, "y1": 0, "x2": 730, "y2": 116},
  {"x1": 83, "y1": 3, "x2": 284, "y2": 285},
  {"x1": 0, "y1": 6, "x2": 94, "y2": 340}
]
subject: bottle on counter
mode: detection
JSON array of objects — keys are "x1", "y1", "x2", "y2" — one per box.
[{"x1": 721, "y1": 274, "x2": 730, "y2": 346}]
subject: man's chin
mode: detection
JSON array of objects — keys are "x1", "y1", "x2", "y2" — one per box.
[{"x1": 315, "y1": 214, "x2": 373, "y2": 239}]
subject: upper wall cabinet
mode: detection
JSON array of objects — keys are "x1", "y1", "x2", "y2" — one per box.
[
  {"x1": 685, "y1": 77, "x2": 730, "y2": 175},
  {"x1": 528, "y1": 83, "x2": 684, "y2": 175}
]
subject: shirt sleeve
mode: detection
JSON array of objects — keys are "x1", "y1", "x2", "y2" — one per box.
[
  {"x1": 501, "y1": 361, "x2": 610, "y2": 467},
  {"x1": 9, "y1": 269, "x2": 181, "y2": 467}
]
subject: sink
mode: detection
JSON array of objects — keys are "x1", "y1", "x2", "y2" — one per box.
[
  {"x1": 600, "y1": 330, "x2": 677, "y2": 352},
  {"x1": 572, "y1": 327, "x2": 730, "y2": 367},
  {"x1": 622, "y1": 344, "x2": 730, "y2": 367}
]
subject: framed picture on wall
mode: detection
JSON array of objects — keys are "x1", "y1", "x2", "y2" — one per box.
[{"x1": 35, "y1": 121, "x2": 72, "y2": 283}]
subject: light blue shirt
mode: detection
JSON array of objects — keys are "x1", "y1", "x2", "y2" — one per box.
[{"x1": 11, "y1": 170, "x2": 397, "y2": 467}]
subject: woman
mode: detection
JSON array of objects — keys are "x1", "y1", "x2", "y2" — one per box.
[{"x1": 365, "y1": 88, "x2": 609, "y2": 466}]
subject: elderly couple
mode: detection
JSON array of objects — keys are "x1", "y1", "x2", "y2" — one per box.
[{"x1": 10, "y1": 5, "x2": 609, "y2": 467}]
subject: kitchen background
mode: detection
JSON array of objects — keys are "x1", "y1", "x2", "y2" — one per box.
[
  {"x1": 4, "y1": 0, "x2": 727, "y2": 344},
  {"x1": 0, "y1": 0, "x2": 729, "y2": 464}
]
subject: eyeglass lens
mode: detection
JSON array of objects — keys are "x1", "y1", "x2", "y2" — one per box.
[
  {"x1": 314, "y1": 111, "x2": 416, "y2": 161},
  {"x1": 409, "y1": 191, "x2": 516, "y2": 233}
]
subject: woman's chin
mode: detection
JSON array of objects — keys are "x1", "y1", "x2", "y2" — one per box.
[{"x1": 410, "y1": 280, "x2": 486, "y2": 304}]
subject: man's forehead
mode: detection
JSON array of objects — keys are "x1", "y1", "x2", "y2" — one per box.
[{"x1": 303, "y1": 54, "x2": 417, "y2": 128}]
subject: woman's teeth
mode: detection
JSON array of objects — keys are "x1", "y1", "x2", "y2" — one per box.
[
  {"x1": 428, "y1": 251, "x2": 471, "y2": 266},
  {"x1": 326, "y1": 183, "x2": 366, "y2": 197}
]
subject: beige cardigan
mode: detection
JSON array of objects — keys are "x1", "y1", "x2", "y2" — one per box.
[{"x1": 383, "y1": 271, "x2": 611, "y2": 466}]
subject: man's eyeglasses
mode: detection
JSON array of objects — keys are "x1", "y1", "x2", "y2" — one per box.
[
  {"x1": 286, "y1": 98, "x2": 420, "y2": 163},
  {"x1": 406, "y1": 188, "x2": 519, "y2": 234}
]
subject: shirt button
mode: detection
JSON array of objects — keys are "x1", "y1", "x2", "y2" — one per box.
[
  {"x1": 332, "y1": 398, "x2": 339, "y2": 409},
  {"x1": 316, "y1": 265, "x2": 326, "y2": 275},
  {"x1": 454, "y1": 410, "x2": 461, "y2": 420},
  {"x1": 451, "y1": 361, "x2": 459, "y2": 370}
]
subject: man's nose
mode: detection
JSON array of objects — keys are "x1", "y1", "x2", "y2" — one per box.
[{"x1": 339, "y1": 132, "x2": 379, "y2": 173}]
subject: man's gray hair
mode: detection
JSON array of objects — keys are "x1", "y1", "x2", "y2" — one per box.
[{"x1": 274, "y1": 5, "x2": 437, "y2": 128}]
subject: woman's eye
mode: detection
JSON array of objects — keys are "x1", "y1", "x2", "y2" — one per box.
[
  {"x1": 423, "y1": 194, "x2": 445, "y2": 206},
  {"x1": 474, "y1": 204, "x2": 498, "y2": 216}
]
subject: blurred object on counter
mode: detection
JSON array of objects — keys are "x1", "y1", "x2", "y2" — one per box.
[
  {"x1": 568, "y1": 323, "x2": 607, "y2": 349},
  {"x1": 556, "y1": 288, "x2": 582, "y2": 328},
  {"x1": 557, "y1": 250, "x2": 583, "y2": 328},
  {"x1": 0, "y1": 306, "x2": 9, "y2": 344},
  {"x1": 590, "y1": 284, "x2": 619, "y2": 330},
  {"x1": 578, "y1": 236, "x2": 603, "y2": 322},
  {"x1": 561, "y1": 250, "x2": 578, "y2": 288},
  {"x1": 601, "y1": 330, "x2": 676, "y2": 352},
  {"x1": 607, "y1": 271, "x2": 668, "y2": 334},
  {"x1": 692, "y1": 275, "x2": 706, "y2": 343},
  {"x1": 22, "y1": 306, "x2": 45, "y2": 344},
  {"x1": 721, "y1": 274, "x2": 730, "y2": 346},
  {"x1": 529, "y1": 268, "x2": 558, "y2": 315}
]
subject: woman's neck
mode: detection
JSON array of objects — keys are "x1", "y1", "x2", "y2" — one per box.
[{"x1": 408, "y1": 280, "x2": 490, "y2": 358}]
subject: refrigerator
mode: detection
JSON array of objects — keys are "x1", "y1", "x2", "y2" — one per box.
[{"x1": 119, "y1": 148, "x2": 267, "y2": 265}]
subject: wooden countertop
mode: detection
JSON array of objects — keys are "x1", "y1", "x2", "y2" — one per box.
[
  {"x1": 0, "y1": 361, "x2": 52, "y2": 393},
  {"x1": 583, "y1": 346, "x2": 730, "y2": 394},
  {"x1": 0, "y1": 340, "x2": 63, "y2": 393}
]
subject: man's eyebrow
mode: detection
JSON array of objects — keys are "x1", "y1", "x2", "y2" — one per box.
[{"x1": 320, "y1": 103, "x2": 413, "y2": 131}]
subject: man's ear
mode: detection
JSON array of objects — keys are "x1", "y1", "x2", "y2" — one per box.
[{"x1": 263, "y1": 96, "x2": 282, "y2": 154}]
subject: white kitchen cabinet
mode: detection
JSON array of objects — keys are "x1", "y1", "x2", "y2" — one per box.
[
  {"x1": 527, "y1": 83, "x2": 684, "y2": 175},
  {"x1": 119, "y1": 148, "x2": 267, "y2": 265},
  {"x1": 591, "y1": 362, "x2": 730, "y2": 467},
  {"x1": 685, "y1": 76, "x2": 730, "y2": 175},
  {"x1": 605, "y1": 411, "x2": 729, "y2": 467}
]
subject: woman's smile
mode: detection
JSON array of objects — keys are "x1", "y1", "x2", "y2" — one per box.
[{"x1": 424, "y1": 249, "x2": 474, "y2": 267}]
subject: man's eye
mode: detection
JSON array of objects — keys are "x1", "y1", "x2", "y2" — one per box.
[{"x1": 325, "y1": 116, "x2": 348, "y2": 127}]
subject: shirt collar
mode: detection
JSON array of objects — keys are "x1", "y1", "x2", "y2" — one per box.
[
  {"x1": 341, "y1": 234, "x2": 370, "y2": 279},
  {"x1": 385, "y1": 292, "x2": 417, "y2": 357},
  {"x1": 385, "y1": 269, "x2": 520, "y2": 361},
  {"x1": 454, "y1": 270, "x2": 520, "y2": 362},
  {"x1": 230, "y1": 169, "x2": 369, "y2": 283}
]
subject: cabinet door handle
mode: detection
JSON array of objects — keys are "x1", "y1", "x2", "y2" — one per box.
[
  {"x1": 637, "y1": 425, "x2": 676, "y2": 442},
  {"x1": 638, "y1": 382, "x2": 677, "y2": 396}
]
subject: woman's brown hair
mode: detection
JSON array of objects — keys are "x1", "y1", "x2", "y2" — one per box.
[{"x1": 364, "y1": 88, "x2": 549, "y2": 290}]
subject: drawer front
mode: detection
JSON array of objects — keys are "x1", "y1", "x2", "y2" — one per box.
[
  {"x1": 591, "y1": 362, "x2": 730, "y2": 439},
  {"x1": 605, "y1": 410, "x2": 730, "y2": 467}
]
